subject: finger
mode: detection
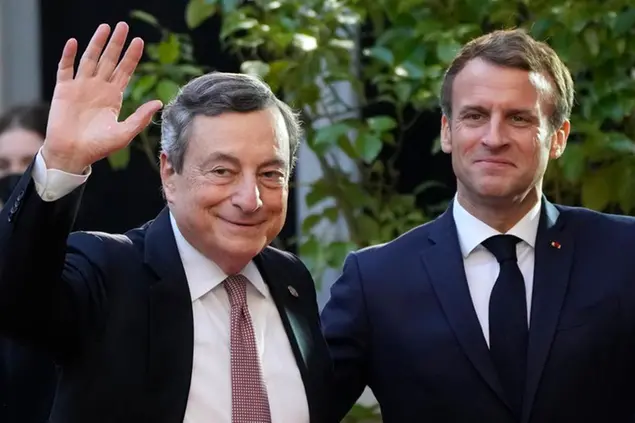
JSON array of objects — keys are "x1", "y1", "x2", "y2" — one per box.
[
  {"x1": 110, "y1": 37, "x2": 145, "y2": 90},
  {"x1": 57, "y1": 38, "x2": 78, "y2": 82},
  {"x1": 95, "y1": 22, "x2": 129, "y2": 80},
  {"x1": 76, "y1": 24, "x2": 111, "y2": 78},
  {"x1": 120, "y1": 100, "x2": 163, "y2": 141}
]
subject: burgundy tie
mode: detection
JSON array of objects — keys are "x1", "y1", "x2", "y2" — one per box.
[{"x1": 224, "y1": 274, "x2": 272, "y2": 423}]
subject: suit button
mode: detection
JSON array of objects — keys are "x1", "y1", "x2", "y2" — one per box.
[
  {"x1": 10, "y1": 204, "x2": 18, "y2": 214},
  {"x1": 16, "y1": 190, "x2": 24, "y2": 201}
]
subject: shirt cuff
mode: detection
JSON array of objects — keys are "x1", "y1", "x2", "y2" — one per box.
[{"x1": 32, "y1": 148, "x2": 91, "y2": 202}]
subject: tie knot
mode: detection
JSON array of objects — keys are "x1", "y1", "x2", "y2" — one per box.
[
  {"x1": 223, "y1": 274, "x2": 249, "y2": 307},
  {"x1": 482, "y1": 234, "x2": 521, "y2": 263}
]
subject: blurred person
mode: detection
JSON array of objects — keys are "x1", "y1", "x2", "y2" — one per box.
[
  {"x1": 0, "y1": 103, "x2": 49, "y2": 206},
  {"x1": 0, "y1": 22, "x2": 333, "y2": 423},
  {"x1": 322, "y1": 28, "x2": 635, "y2": 423},
  {"x1": 0, "y1": 103, "x2": 58, "y2": 423}
]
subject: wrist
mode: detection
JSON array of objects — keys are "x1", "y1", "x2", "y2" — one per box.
[{"x1": 41, "y1": 145, "x2": 89, "y2": 175}]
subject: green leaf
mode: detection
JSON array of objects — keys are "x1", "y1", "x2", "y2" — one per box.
[
  {"x1": 322, "y1": 206, "x2": 340, "y2": 222},
  {"x1": 220, "y1": 16, "x2": 258, "y2": 40},
  {"x1": 157, "y1": 34, "x2": 180, "y2": 65},
  {"x1": 240, "y1": 60, "x2": 270, "y2": 78},
  {"x1": 355, "y1": 133, "x2": 383, "y2": 163},
  {"x1": 430, "y1": 135, "x2": 442, "y2": 154},
  {"x1": 367, "y1": 116, "x2": 397, "y2": 132},
  {"x1": 607, "y1": 133, "x2": 635, "y2": 154},
  {"x1": 299, "y1": 236, "x2": 321, "y2": 259},
  {"x1": 394, "y1": 82, "x2": 412, "y2": 104},
  {"x1": 312, "y1": 123, "x2": 353, "y2": 149},
  {"x1": 130, "y1": 10, "x2": 160, "y2": 27},
  {"x1": 560, "y1": 143, "x2": 586, "y2": 183},
  {"x1": 305, "y1": 180, "x2": 331, "y2": 207},
  {"x1": 301, "y1": 213, "x2": 323, "y2": 232},
  {"x1": 185, "y1": 0, "x2": 217, "y2": 29},
  {"x1": 581, "y1": 171, "x2": 611, "y2": 211},
  {"x1": 356, "y1": 214, "x2": 381, "y2": 243},
  {"x1": 530, "y1": 18, "x2": 552, "y2": 38},
  {"x1": 221, "y1": 0, "x2": 239, "y2": 12},
  {"x1": 583, "y1": 27, "x2": 599, "y2": 56},
  {"x1": 156, "y1": 79, "x2": 181, "y2": 104},
  {"x1": 436, "y1": 39, "x2": 461, "y2": 64},
  {"x1": 131, "y1": 74, "x2": 158, "y2": 102},
  {"x1": 326, "y1": 241, "x2": 356, "y2": 268},
  {"x1": 617, "y1": 163, "x2": 635, "y2": 213},
  {"x1": 613, "y1": 8, "x2": 635, "y2": 36},
  {"x1": 364, "y1": 46, "x2": 394, "y2": 66},
  {"x1": 108, "y1": 147, "x2": 131, "y2": 170}
]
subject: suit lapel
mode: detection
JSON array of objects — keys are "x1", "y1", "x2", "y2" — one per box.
[
  {"x1": 253, "y1": 250, "x2": 319, "y2": 420},
  {"x1": 522, "y1": 200, "x2": 573, "y2": 423},
  {"x1": 421, "y1": 207, "x2": 511, "y2": 410},
  {"x1": 143, "y1": 208, "x2": 194, "y2": 423}
]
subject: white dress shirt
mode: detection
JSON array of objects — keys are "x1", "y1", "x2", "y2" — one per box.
[
  {"x1": 452, "y1": 197, "x2": 542, "y2": 346},
  {"x1": 31, "y1": 150, "x2": 310, "y2": 423}
]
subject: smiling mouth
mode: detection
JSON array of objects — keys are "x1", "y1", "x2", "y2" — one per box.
[
  {"x1": 220, "y1": 217, "x2": 262, "y2": 227},
  {"x1": 475, "y1": 159, "x2": 514, "y2": 166}
]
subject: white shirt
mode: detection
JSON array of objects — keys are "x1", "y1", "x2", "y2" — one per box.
[
  {"x1": 452, "y1": 197, "x2": 542, "y2": 346},
  {"x1": 31, "y1": 150, "x2": 310, "y2": 423}
]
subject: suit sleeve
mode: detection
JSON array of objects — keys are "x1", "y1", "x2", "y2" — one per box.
[
  {"x1": 320, "y1": 252, "x2": 370, "y2": 421},
  {"x1": 0, "y1": 168, "x2": 105, "y2": 362}
]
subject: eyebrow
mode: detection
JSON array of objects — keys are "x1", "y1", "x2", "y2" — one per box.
[
  {"x1": 458, "y1": 105, "x2": 537, "y2": 116},
  {"x1": 200, "y1": 152, "x2": 287, "y2": 169}
]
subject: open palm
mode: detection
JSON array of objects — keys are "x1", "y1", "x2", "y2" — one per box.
[{"x1": 43, "y1": 22, "x2": 162, "y2": 174}]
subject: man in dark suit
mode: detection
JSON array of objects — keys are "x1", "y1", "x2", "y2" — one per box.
[
  {"x1": 322, "y1": 28, "x2": 635, "y2": 423},
  {"x1": 0, "y1": 103, "x2": 58, "y2": 423},
  {"x1": 0, "y1": 22, "x2": 333, "y2": 423}
]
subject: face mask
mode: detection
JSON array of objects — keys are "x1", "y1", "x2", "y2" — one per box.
[{"x1": 0, "y1": 173, "x2": 23, "y2": 204}]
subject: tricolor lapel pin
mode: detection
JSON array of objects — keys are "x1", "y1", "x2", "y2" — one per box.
[
  {"x1": 287, "y1": 285, "x2": 299, "y2": 297},
  {"x1": 550, "y1": 241, "x2": 561, "y2": 249}
]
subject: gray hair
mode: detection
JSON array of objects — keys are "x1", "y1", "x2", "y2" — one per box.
[{"x1": 160, "y1": 72, "x2": 302, "y2": 173}]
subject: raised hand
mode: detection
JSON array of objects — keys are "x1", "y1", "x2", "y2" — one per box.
[{"x1": 42, "y1": 22, "x2": 163, "y2": 174}]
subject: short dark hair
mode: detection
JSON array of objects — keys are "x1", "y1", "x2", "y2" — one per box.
[
  {"x1": 160, "y1": 72, "x2": 302, "y2": 173},
  {"x1": 0, "y1": 103, "x2": 50, "y2": 139},
  {"x1": 440, "y1": 29, "x2": 574, "y2": 130}
]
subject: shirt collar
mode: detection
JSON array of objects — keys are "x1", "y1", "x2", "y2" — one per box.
[
  {"x1": 169, "y1": 213, "x2": 269, "y2": 302},
  {"x1": 452, "y1": 195, "x2": 541, "y2": 258}
]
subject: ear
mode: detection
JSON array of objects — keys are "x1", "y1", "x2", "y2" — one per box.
[
  {"x1": 549, "y1": 119, "x2": 570, "y2": 159},
  {"x1": 160, "y1": 152, "x2": 177, "y2": 204},
  {"x1": 440, "y1": 114, "x2": 452, "y2": 154}
]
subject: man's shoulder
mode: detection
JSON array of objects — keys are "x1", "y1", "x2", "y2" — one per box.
[
  {"x1": 66, "y1": 219, "x2": 152, "y2": 259},
  {"x1": 556, "y1": 203, "x2": 635, "y2": 231},
  {"x1": 260, "y1": 244, "x2": 306, "y2": 269},
  {"x1": 350, "y1": 217, "x2": 440, "y2": 264}
]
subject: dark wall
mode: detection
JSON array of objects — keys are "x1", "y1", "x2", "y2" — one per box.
[{"x1": 39, "y1": 0, "x2": 298, "y2": 245}]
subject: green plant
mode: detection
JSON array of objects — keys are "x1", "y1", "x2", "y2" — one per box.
[
  {"x1": 126, "y1": 1, "x2": 635, "y2": 420},
  {"x1": 111, "y1": 10, "x2": 207, "y2": 171}
]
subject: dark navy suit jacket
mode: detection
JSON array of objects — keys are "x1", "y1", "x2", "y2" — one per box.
[
  {"x1": 322, "y1": 199, "x2": 635, "y2": 423},
  {"x1": 0, "y1": 168, "x2": 334, "y2": 423}
]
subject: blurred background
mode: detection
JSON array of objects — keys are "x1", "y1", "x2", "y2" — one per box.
[{"x1": 1, "y1": 0, "x2": 634, "y2": 420}]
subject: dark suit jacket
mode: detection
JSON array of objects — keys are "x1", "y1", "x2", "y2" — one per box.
[
  {"x1": 0, "y1": 170, "x2": 334, "y2": 423},
  {"x1": 0, "y1": 339, "x2": 58, "y2": 423},
  {"x1": 322, "y1": 199, "x2": 635, "y2": 423}
]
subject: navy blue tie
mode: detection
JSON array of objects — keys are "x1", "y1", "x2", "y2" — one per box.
[{"x1": 482, "y1": 234, "x2": 527, "y2": 417}]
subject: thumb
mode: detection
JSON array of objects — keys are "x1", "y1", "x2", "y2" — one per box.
[{"x1": 121, "y1": 100, "x2": 163, "y2": 140}]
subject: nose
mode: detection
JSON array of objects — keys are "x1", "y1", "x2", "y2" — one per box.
[
  {"x1": 231, "y1": 176, "x2": 263, "y2": 213},
  {"x1": 482, "y1": 115, "x2": 506, "y2": 148}
]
